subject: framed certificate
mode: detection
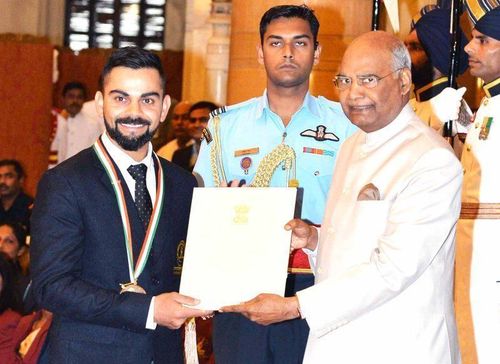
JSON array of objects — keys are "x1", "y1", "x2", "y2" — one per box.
[{"x1": 179, "y1": 187, "x2": 297, "y2": 310}]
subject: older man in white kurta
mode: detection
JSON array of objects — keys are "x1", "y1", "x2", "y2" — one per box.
[
  {"x1": 222, "y1": 31, "x2": 462, "y2": 364},
  {"x1": 296, "y1": 104, "x2": 462, "y2": 363}
]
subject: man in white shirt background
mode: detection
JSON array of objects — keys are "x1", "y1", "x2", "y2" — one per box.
[
  {"x1": 157, "y1": 100, "x2": 193, "y2": 161},
  {"x1": 49, "y1": 81, "x2": 103, "y2": 168}
]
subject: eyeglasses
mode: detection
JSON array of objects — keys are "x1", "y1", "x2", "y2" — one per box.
[
  {"x1": 189, "y1": 116, "x2": 209, "y2": 124},
  {"x1": 333, "y1": 68, "x2": 403, "y2": 91}
]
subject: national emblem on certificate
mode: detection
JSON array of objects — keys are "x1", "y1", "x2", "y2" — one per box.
[{"x1": 179, "y1": 187, "x2": 298, "y2": 310}]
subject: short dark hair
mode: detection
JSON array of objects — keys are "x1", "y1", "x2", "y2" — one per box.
[
  {"x1": 99, "y1": 47, "x2": 166, "y2": 92},
  {"x1": 0, "y1": 222, "x2": 27, "y2": 249},
  {"x1": 259, "y1": 4, "x2": 320, "y2": 49},
  {"x1": 189, "y1": 101, "x2": 218, "y2": 114},
  {"x1": 0, "y1": 159, "x2": 25, "y2": 180},
  {"x1": 62, "y1": 81, "x2": 87, "y2": 98}
]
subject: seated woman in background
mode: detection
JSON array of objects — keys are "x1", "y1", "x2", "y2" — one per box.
[
  {"x1": 0, "y1": 252, "x2": 24, "y2": 358},
  {"x1": 0, "y1": 253, "x2": 52, "y2": 363},
  {"x1": 0, "y1": 222, "x2": 31, "y2": 310}
]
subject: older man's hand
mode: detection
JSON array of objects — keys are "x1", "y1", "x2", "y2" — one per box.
[{"x1": 220, "y1": 294, "x2": 301, "y2": 326}]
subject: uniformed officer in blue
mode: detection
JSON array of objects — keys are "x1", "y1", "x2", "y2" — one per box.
[{"x1": 193, "y1": 5, "x2": 356, "y2": 363}]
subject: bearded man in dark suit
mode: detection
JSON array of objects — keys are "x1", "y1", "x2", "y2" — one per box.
[{"x1": 30, "y1": 47, "x2": 211, "y2": 364}]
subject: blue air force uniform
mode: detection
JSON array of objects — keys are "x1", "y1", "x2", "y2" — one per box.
[{"x1": 193, "y1": 91, "x2": 357, "y2": 364}]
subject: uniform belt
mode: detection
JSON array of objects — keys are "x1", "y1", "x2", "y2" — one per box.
[
  {"x1": 460, "y1": 202, "x2": 500, "y2": 219},
  {"x1": 288, "y1": 249, "x2": 313, "y2": 274}
]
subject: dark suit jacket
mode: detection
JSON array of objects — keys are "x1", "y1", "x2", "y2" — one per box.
[
  {"x1": 30, "y1": 146, "x2": 196, "y2": 364},
  {"x1": 172, "y1": 144, "x2": 195, "y2": 172}
]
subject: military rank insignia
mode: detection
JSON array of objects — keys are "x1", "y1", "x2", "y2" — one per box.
[
  {"x1": 210, "y1": 106, "x2": 227, "y2": 118},
  {"x1": 479, "y1": 116, "x2": 494, "y2": 140},
  {"x1": 300, "y1": 125, "x2": 339, "y2": 141},
  {"x1": 201, "y1": 128, "x2": 213, "y2": 144}
]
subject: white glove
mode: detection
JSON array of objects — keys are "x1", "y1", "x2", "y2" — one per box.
[{"x1": 430, "y1": 86, "x2": 467, "y2": 124}]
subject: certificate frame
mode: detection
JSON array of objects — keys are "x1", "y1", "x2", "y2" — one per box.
[{"x1": 179, "y1": 187, "x2": 297, "y2": 310}]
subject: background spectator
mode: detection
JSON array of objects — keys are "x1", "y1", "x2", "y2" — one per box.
[{"x1": 0, "y1": 160, "x2": 33, "y2": 233}]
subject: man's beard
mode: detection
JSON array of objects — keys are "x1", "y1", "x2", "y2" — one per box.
[
  {"x1": 105, "y1": 116, "x2": 156, "y2": 151},
  {"x1": 411, "y1": 59, "x2": 435, "y2": 91}
]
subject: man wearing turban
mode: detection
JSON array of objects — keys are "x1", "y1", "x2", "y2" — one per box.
[
  {"x1": 455, "y1": 1, "x2": 500, "y2": 363},
  {"x1": 405, "y1": 5, "x2": 470, "y2": 155}
]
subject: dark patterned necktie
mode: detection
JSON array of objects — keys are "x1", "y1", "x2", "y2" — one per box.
[{"x1": 127, "y1": 163, "x2": 152, "y2": 228}]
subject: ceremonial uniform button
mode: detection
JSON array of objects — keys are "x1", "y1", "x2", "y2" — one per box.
[
  {"x1": 466, "y1": 145, "x2": 471, "y2": 152},
  {"x1": 475, "y1": 123, "x2": 479, "y2": 129},
  {"x1": 314, "y1": 171, "x2": 320, "y2": 176},
  {"x1": 483, "y1": 99, "x2": 489, "y2": 106}
]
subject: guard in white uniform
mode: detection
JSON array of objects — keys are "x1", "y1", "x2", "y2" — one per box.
[
  {"x1": 405, "y1": 5, "x2": 469, "y2": 132},
  {"x1": 456, "y1": 2, "x2": 500, "y2": 363}
]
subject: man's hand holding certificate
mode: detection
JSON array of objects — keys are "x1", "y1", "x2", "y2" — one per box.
[{"x1": 220, "y1": 218, "x2": 318, "y2": 325}]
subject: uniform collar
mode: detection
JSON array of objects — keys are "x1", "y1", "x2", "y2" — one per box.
[
  {"x1": 483, "y1": 77, "x2": 500, "y2": 98},
  {"x1": 257, "y1": 89, "x2": 320, "y2": 119},
  {"x1": 414, "y1": 77, "x2": 448, "y2": 102}
]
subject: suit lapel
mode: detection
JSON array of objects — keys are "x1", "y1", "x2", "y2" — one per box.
[
  {"x1": 91, "y1": 148, "x2": 115, "y2": 194},
  {"x1": 152, "y1": 158, "x2": 175, "y2": 259}
]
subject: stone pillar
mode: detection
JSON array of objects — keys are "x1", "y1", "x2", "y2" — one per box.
[{"x1": 205, "y1": 1, "x2": 231, "y2": 105}]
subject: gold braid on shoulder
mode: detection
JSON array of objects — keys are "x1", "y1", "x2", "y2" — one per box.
[
  {"x1": 210, "y1": 115, "x2": 227, "y2": 186},
  {"x1": 250, "y1": 144, "x2": 298, "y2": 187},
  {"x1": 210, "y1": 115, "x2": 298, "y2": 187}
]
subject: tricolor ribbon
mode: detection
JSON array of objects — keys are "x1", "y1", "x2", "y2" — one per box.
[{"x1": 93, "y1": 137, "x2": 165, "y2": 286}]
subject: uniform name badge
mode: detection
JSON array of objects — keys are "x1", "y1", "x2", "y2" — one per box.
[{"x1": 93, "y1": 138, "x2": 165, "y2": 295}]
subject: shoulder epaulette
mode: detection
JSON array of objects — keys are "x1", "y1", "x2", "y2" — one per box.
[{"x1": 210, "y1": 106, "x2": 227, "y2": 118}]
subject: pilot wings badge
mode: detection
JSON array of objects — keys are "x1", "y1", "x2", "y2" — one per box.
[{"x1": 300, "y1": 125, "x2": 339, "y2": 142}]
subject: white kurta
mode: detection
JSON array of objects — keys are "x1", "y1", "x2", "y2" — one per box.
[
  {"x1": 457, "y1": 81, "x2": 500, "y2": 364},
  {"x1": 50, "y1": 110, "x2": 103, "y2": 166},
  {"x1": 297, "y1": 105, "x2": 462, "y2": 364}
]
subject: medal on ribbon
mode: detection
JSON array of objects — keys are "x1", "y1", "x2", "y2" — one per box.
[
  {"x1": 93, "y1": 137, "x2": 165, "y2": 295},
  {"x1": 479, "y1": 116, "x2": 494, "y2": 140}
]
